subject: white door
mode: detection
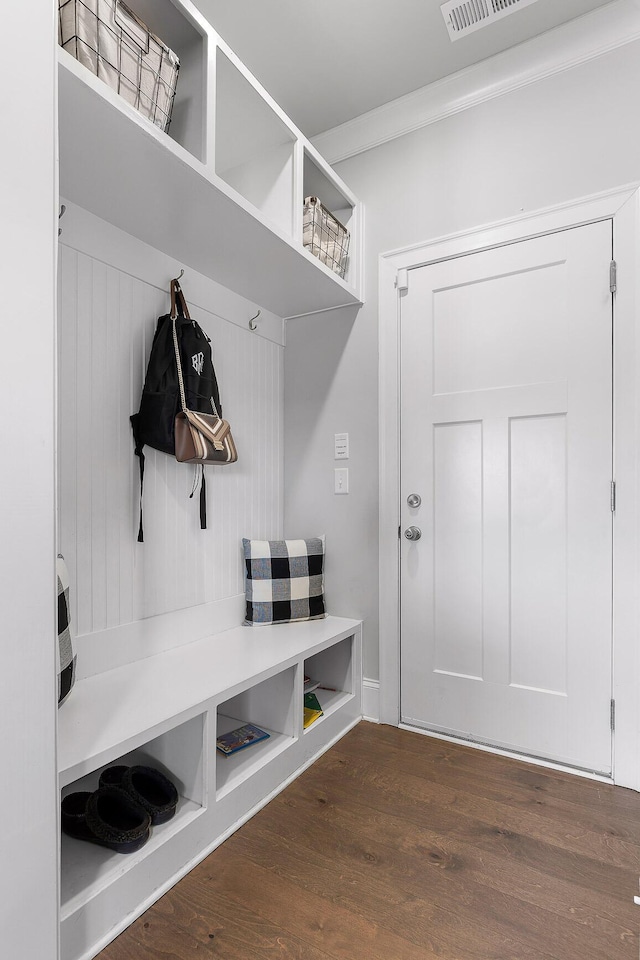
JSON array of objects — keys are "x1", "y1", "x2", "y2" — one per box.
[{"x1": 400, "y1": 220, "x2": 613, "y2": 774}]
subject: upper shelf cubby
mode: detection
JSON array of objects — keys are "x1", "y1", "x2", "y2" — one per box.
[
  {"x1": 302, "y1": 150, "x2": 358, "y2": 289},
  {"x1": 127, "y1": 0, "x2": 208, "y2": 161},
  {"x1": 56, "y1": 0, "x2": 363, "y2": 318},
  {"x1": 304, "y1": 152, "x2": 355, "y2": 234},
  {"x1": 215, "y1": 50, "x2": 296, "y2": 240}
]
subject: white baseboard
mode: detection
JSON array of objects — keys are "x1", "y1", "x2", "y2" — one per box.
[{"x1": 362, "y1": 677, "x2": 380, "y2": 723}]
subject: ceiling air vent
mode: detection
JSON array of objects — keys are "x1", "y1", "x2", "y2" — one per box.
[{"x1": 440, "y1": 0, "x2": 541, "y2": 42}]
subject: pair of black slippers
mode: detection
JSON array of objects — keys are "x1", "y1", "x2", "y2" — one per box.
[{"x1": 61, "y1": 765, "x2": 179, "y2": 854}]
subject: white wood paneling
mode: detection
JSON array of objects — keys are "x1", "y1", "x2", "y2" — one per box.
[{"x1": 58, "y1": 208, "x2": 283, "y2": 654}]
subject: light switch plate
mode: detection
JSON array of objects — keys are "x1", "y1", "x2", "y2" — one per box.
[
  {"x1": 334, "y1": 433, "x2": 349, "y2": 459},
  {"x1": 334, "y1": 467, "x2": 349, "y2": 494}
]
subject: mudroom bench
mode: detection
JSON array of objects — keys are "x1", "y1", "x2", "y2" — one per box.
[{"x1": 58, "y1": 615, "x2": 363, "y2": 960}]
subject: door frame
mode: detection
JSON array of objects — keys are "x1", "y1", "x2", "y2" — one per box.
[{"x1": 378, "y1": 183, "x2": 640, "y2": 790}]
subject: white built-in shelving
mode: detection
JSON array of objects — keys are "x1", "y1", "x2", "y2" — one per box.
[
  {"x1": 60, "y1": 713, "x2": 205, "y2": 922},
  {"x1": 58, "y1": 617, "x2": 362, "y2": 960},
  {"x1": 56, "y1": 2, "x2": 364, "y2": 957},
  {"x1": 57, "y1": 0, "x2": 362, "y2": 319}
]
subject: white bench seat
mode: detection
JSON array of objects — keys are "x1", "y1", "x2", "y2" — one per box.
[{"x1": 58, "y1": 614, "x2": 362, "y2": 960}]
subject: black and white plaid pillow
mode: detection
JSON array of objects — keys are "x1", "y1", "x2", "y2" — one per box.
[
  {"x1": 243, "y1": 537, "x2": 325, "y2": 626},
  {"x1": 57, "y1": 555, "x2": 76, "y2": 706}
]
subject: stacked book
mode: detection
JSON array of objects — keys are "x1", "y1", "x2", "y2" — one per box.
[{"x1": 303, "y1": 676, "x2": 323, "y2": 728}]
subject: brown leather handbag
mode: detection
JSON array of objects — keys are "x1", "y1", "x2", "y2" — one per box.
[{"x1": 171, "y1": 286, "x2": 238, "y2": 465}]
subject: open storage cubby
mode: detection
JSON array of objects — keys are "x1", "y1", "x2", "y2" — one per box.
[
  {"x1": 127, "y1": 0, "x2": 208, "y2": 160},
  {"x1": 216, "y1": 666, "x2": 297, "y2": 799},
  {"x1": 303, "y1": 152, "x2": 355, "y2": 235},
  {"x1": 58, "y1": 0, "x2": 208, "y2": 163},
  {"x1": 60, "y1": 712, "x2": 206, "y2": 924},
  {"x1": 303, "y1": 150, "x2": 357, "y2": 285},
  {"x1": 215, "y1": 49, "x2": 296, "y2": 238},
  {"x1": 304, "y1": 635, "x2": 354, "y2": 729}
]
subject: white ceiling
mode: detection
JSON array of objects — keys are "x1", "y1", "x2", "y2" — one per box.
[{"x1": 194, "y1": 0, "x2": 616, "y2": 138}]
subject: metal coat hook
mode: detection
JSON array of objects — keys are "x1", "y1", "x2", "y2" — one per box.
[
  {"x1": 175, "y1": 268, "x2": 184, "y2": 283},
  {"x1": 248, "y1": 309, "x2": 260, "y2": 331},
  {"x1": 58, "y1": 204, "x2": 66, "y2": 237}
]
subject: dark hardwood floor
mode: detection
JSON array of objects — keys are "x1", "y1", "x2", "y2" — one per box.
[{"x1": 100, "y1": 722, "x2": 640, "y2": 959}]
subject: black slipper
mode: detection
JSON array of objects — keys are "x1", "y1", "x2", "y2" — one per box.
[
  {"x1": 99, "y1": 764, "x2": 179, "y2": 825},
  {"x1": 61, "y1": 786, "x2": 151, "y2": 853}
]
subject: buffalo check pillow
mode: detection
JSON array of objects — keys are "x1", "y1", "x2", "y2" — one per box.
[
  {"x1": 57, "y1": 554, "x2": 77, "y2": 706},
  {"x1": 243, "y1": 537, "x2": 325, "y2": 625}
]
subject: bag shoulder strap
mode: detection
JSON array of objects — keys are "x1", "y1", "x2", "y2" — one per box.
[
  {"x1": 170, "y1": 277, "x2": 190, "y2": 320},
  {"x1": 171, "y1": 278, "x2": 221, "y2": 418}
]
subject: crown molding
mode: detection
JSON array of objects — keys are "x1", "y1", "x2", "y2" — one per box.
[{"x1": 312, "y1": 0, "x2": 640, "y2": 165}]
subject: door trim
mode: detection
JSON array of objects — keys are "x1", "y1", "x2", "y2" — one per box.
[{"x1": 379, "y1": 182, "x2": 640, "y2": 789}]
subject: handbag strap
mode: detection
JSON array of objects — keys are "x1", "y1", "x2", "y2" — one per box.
[{"x1": 171, "y1": 311, "x2": 188, "y2": 415}]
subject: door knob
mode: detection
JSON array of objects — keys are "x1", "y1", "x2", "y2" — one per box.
[
  {"x1": 407, "y1": 494, "x2": 421, "y2": 508},
  {"x1": 404, "y1": 526, "x2": 422, "y2": 541}
]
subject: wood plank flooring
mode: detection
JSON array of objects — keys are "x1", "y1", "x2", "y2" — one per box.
[{"x1": 99, "y1": 722, "x2": 640, "y2": 959}]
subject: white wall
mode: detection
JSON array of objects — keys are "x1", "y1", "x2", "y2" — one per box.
[
  {"x1": 0, "y1": 2, "x2": 59, "y2": 956},
  {"x1": 285, "y1": 38, "x2": 640, "y2": 683},
  {"x1": 284, "y1": 304, "x2": 377, "y2": 665}
]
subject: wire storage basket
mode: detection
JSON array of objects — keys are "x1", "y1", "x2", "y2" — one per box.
[
  {"x1": 58, "y1": 0, "x2": 180, "y2": 133},
  {"x1": 303, "y1": 197, "x2": 350, "y2": 279}
]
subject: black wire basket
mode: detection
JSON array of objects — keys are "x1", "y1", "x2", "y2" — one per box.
[{"x1": 58, "y1": 0, "x2": 180, "y2": 133}]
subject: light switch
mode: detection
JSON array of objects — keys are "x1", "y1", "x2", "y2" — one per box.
[
  {"x1": 334, "y1": 433, "x2": 349, "y2": 459},
  {"x1": 334, "y1": 467, "x2": 349, "y2": 494}
]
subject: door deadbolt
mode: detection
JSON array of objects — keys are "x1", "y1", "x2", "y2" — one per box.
[
  {"x1": 407, "y1": 494, "x2": 421, "y2": 508},
  {"x1": 404, "y1": 526, "x2": 422, "y2": 541}
]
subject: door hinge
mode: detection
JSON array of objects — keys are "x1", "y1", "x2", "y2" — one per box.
[
  {"x1": 396, "y1": 268, "x2": 409, "y2": 293},
  {"x1": 610, "y1": 260, "x2": 617, "y2": 294},
  {"x1": 398, "y1": 525, "x2": 401, "y2": 539},
  {"x1": 611, "y1": 480, "x2": 616, "y2": 513},
  {"x1": 610, "y1": 699, "x2": 616, "y2": 731}
]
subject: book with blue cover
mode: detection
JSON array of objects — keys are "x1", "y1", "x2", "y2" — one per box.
[{"x1": 216, "y1": 722, "x2": 270, "y2": 755}]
